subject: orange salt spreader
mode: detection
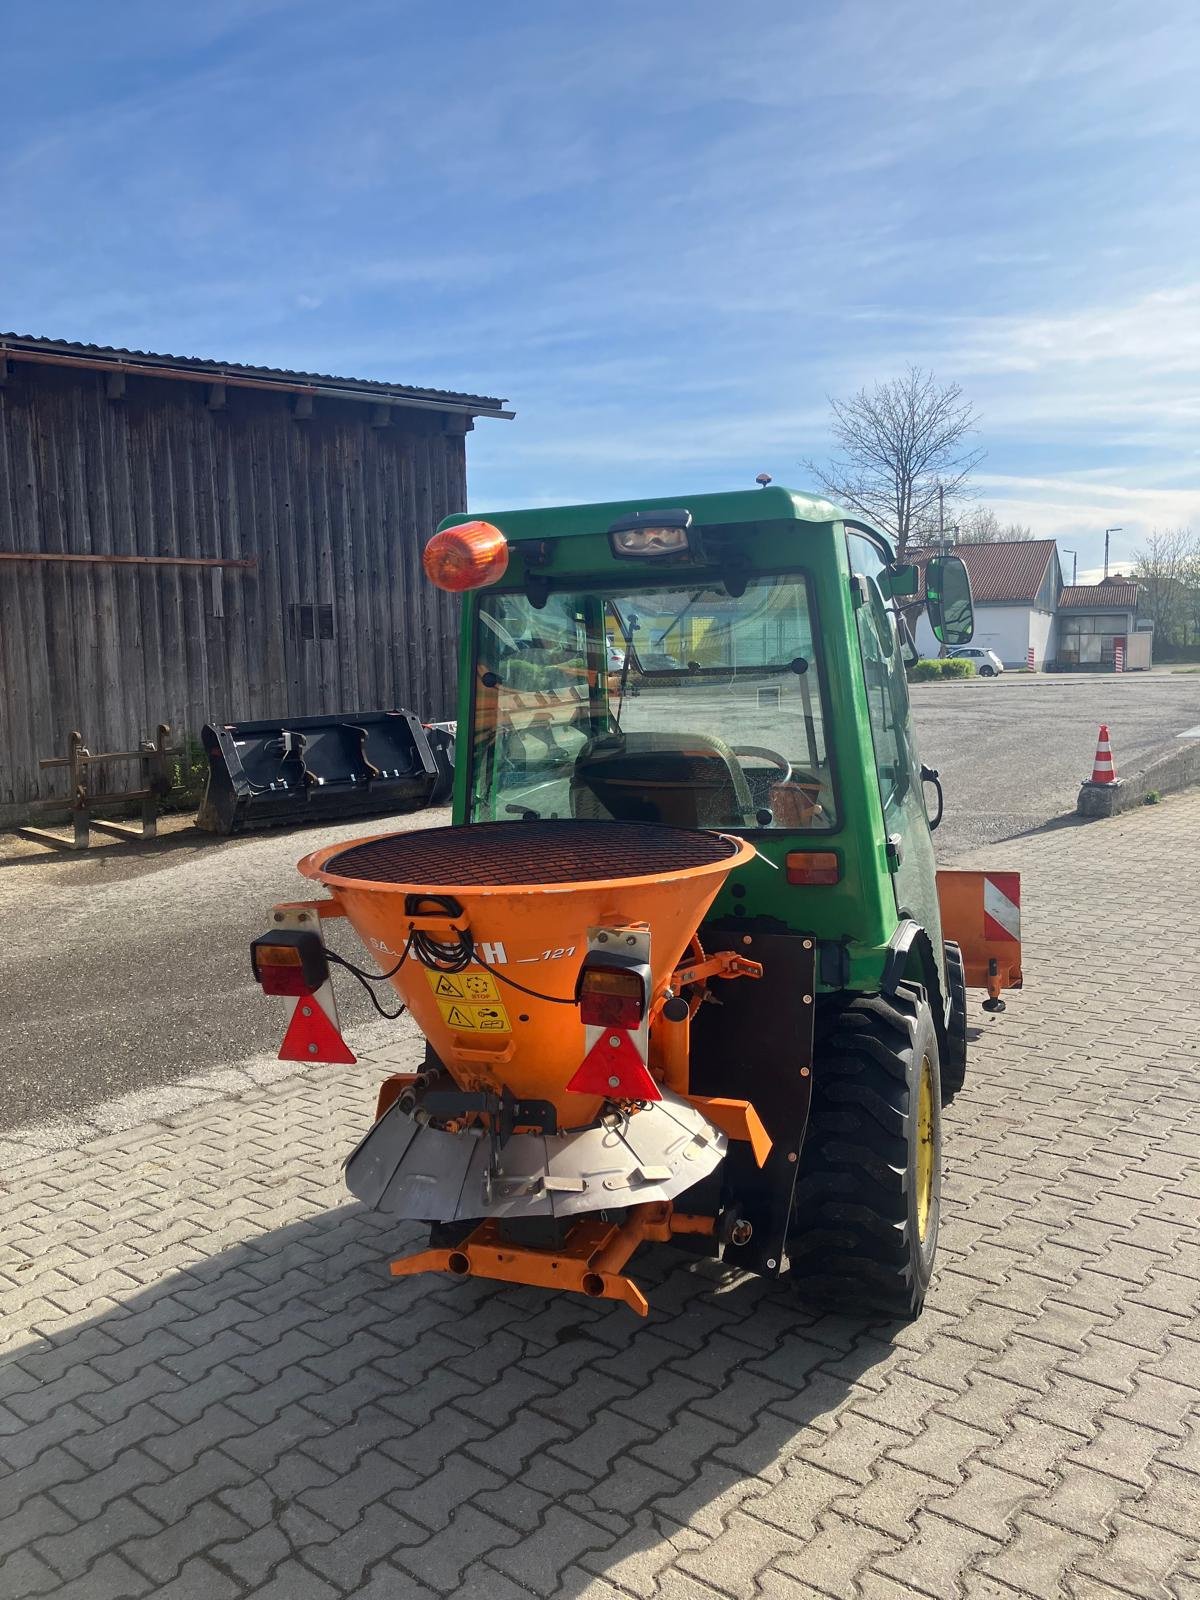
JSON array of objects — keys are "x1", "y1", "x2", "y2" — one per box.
[{"x1": 254, "y1": 819, "x2": 767, "y2": 1314}]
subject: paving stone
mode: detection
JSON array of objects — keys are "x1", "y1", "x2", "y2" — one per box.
[
  {"x1": 298, "y1": 1447, "x2": 417, "y2": 1530},
  {"x1": 570, "y1": 1451, "x2": 680, "y2": 1517},
  {"x1": 489, "y1": 1503, "x2": 616, "y2": 1592},
  {"x1": 775, "y1": 1509, "x2": 903, "y2": 1598},
  {"x1": 141, "y1": 1556, "x2": 242, "y2": 1600},
  {"x1": 1077, "y1": 1511, "x2": 1199, "y2": 1599},
  {"x1": 391, "y1": 1502, "x2": 521, "y2": 1591},
  {"x1": 0, "y1": 1494, "x2": 76, "y2": 1561},
  {"x1": 237, "y1": 1558, "x2": 340, "y2": 1600},
  {"x1": 32, "y1": 1494, "x2": 162, "y2": 1581},
  {"x1": 1066, "y1": 1415, "x2": 1177, "y2": 1487},
  {"x1": 975, "y1": 1511, "x2": 1100, "y2": 1599},
  {"x1": 828, "y1": 1458, "x2": 951, "y2": 1540},
  {"x1": 303, "y1": 1499, "x2": 427, "y2": 1589},
  {"x1": 25, "y1": 1552, "x2": 153, "y2": 1600},
  {"x1": 398, "y1": 1450, "x2": 504, "y2": 1531},
  {"x1": 578, "y1": 1510, "x2": 707, "y2": 1597},
  {"x1": 677, "y1": 1507, "x2": 809, "y2": 1599},
  {"x1": 0, "y1": 1545, "x2": 64, "y2": 1599},
  {"x1": 872, "y1": 1509, "x2": 1001, "y2": 1600}
]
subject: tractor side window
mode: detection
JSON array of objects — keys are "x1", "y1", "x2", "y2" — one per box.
[{"x1": 847, "y1": 533, "x2": 911, "y2": 809}]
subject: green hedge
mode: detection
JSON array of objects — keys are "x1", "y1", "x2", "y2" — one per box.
[{"x1": 907, "y1": 657, "x2": 976, "y2": 682}]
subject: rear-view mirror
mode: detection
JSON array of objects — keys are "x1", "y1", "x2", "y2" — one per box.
[{"x1": 926, "y1": 554, "x2": 974, "y2": 647}]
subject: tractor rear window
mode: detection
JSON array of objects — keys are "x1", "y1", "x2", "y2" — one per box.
[{"x1": 469, "y1": 577, "x2": 837, "y2": 833}]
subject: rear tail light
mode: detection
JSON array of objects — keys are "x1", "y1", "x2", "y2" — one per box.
[
  {"x1": 577, "y1": 965, "x2": 646, "y2": 1029},
  {"x1": 251, "y1": 930, "x2": 329, "y2": 996},
  {"x1": 785, "y1": 851, "x2": 841, "y2": 886}
]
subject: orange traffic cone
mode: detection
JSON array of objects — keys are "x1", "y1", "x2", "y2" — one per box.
[{"x1": 1090, "y1": 724, "x2": 1117, "y2": 784}]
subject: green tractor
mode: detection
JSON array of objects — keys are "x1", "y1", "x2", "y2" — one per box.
[{"x1": 257, "y1": 487, "x2": 1021, "y2": 1319}]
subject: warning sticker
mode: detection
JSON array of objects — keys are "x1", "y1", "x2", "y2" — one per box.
[
  {"x1": 425, "y1": 968, "x2": 501, "y2": 1003},
  {"x1": 437, "y1": 998, "x2": 511, "y2": 1033}
]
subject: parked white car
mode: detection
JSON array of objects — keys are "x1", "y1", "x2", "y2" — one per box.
[{"x1": 949, "y1": 646, "x2": 1005, "y2": 677}]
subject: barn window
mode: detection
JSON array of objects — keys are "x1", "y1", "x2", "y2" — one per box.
[{"x1": 291, "y1": 603, "x2": 335, "y2": 641}]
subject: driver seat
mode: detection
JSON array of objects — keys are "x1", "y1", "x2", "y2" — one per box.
[{"x1": 570, "y1": 732, "x2": 756, "y2": 829}]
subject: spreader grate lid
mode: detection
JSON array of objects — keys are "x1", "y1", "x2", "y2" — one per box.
[{"x1": 319, "y1": 819, "x2": 739, "y2": 888}]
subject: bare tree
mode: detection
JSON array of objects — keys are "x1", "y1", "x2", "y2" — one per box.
[
  {"x1": 805, "y1": 366, "x2": 984, "y2": 557},
  {"x1": 951, "y1": 506, "x2": 1034, "y2": 543},
  {"x1": 1133, "y1": 527, "x2": 1200, "y2": 643}
]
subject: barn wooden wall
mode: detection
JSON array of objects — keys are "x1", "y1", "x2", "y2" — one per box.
[{"x1": 0, "y1": 363, "x2": 468, "y2": 817}]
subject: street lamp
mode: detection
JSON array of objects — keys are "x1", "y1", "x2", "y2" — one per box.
[
  {"x1": 1104, "y1": 527, "x2": 1123, "y2": 579},
  {"x1": 1062, "y1": 548, "x2": 1078, "y2": 585}
]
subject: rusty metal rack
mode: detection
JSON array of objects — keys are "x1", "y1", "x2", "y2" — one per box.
[{"x1": 16, "y1": 725, "x2": 183, "y2": 852}]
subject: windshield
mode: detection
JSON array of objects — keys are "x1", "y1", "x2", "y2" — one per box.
[{"x1": 469, "y1": 575, "x2": 837, "y2": 832}]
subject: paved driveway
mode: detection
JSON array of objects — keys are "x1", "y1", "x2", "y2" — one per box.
[{"x1": 3, "y1": 790, "x2": 1198, "y2": 1597}]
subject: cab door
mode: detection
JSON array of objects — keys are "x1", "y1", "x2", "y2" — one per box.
[{"x1": 845, "y1": 531, "x2": 945, "y2": 975}]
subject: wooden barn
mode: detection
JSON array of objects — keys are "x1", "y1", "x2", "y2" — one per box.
[{"x1": 0, "y1": 334, "x2": 510, "y2": 822}]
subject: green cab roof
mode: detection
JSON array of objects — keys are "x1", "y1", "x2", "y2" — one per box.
[{"x1": 440, "y1": 485, "x2": 870, "y2": 544}]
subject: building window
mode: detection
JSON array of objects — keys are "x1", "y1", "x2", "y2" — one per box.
[
  {"x1": 291, "y1": 602, "x2": 334, "y2": 642},
  {"x1": 1059, "y1": 614, "x2": 1126, "y2": 666}
]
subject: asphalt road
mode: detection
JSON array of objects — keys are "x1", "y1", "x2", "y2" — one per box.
[
  {"x1": 2, "y1": 669, "x2": 1197, "y2": 1132},
  {"x1": 910, "y1": 668, "x2": 1200, "y2": 855}
]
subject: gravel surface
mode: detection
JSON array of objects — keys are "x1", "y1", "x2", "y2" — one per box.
[
  {"x1": 2, "y1": 669, "x2": 1197, "y2": 1131},
  {"x1": 910, "y1": 668, "x2": 1200, "y2": 856}
]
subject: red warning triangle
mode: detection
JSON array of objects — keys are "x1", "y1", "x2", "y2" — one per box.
[
  {"x1": 279, "y1": 997, "x2": 357, "y2": 1065},
  {"x1": 566, "y1": 1030, "x2": 660, "y2": 1101}
]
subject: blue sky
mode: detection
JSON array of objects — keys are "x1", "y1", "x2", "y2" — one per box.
[{"x1": 5, "y1": 0, "x2": 1199, "y2": 578}]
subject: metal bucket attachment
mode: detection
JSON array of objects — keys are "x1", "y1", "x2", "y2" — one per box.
[
  {"x1": 197, "y1": 711, "x2": 439, "y2": 835},
  {"x1": 424, "y1": 721, "x2": 456, "y2": 805}
]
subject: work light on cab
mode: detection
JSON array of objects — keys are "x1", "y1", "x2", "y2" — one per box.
[
  {"x1": 607, "y1": 508, "x2": 692, "y2": 559},
  {"x1": 423, "y1": 519, "x2": 509, "y2": 592}
]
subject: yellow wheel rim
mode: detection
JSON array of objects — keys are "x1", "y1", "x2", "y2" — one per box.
[{"x1": 915, "y1": 1056, "x2": 936, "y2": 1243}]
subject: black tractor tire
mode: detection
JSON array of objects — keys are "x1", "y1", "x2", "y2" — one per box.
[
  {"x1": 940, "y1": 941, "x2": 968, "y2": 1102},
  {"x1": 789, "y1": 982, "x2": 942, "y2": 1319}
]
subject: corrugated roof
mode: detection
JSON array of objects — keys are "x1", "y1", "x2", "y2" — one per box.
[
  {"x1": 1058, "y1": 582, "x2": 1139, "y2": 610},
  {"x1": 908, "y1": 539, "x2": 1058, "y2": 603},
  {"x1": 0, "y1": 331, "x2": 510, "y2": 416}
]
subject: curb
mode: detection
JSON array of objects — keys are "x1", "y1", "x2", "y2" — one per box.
[{"x1": 1077, "y1": 737, "x2": 1200, "y2": 817}]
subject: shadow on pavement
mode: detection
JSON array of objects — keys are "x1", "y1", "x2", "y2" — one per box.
[{"x1": 3, "y1": 1194, "x2": 903, "y2": 1594}]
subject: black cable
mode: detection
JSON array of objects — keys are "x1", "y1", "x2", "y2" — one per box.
[
  {"x1": 337, "y1": 937, "x2": 413, "y2": 982},
  {"x1": 325, "y1": 941, "x2": 412, "y2": 1021},
  {"x1": 325, "y1": 925, "x2": 574, "y2": 1013},
  {"x1": 475, "y1": 954, "x2": 576, "y2": 1005},
  {"x1": 325, "y1": 951, "x2": 407, "y2": 1020},
  {"x1": 409, "y1": 925, "x2": 576, "y2": 1004}
]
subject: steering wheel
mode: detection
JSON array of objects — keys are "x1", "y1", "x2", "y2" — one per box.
[{"x1": 731, "y1": 746, "x2": 793, "y2": 785}]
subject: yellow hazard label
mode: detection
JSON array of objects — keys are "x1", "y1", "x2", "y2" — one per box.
[
  {"x1": 437, "y1": 998, "x2": 511, "y2": 1033},
  {"x1": 425, "y1": 968, "x2": 501, "y2": 1003}
]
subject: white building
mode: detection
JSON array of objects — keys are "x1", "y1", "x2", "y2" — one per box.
[{"x1": 911, "y1": 540, "x2": 1063, "y2": 668}]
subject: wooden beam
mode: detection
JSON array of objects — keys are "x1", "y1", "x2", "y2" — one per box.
[
  {"x1": 0, "y1": 551, "x2": 256, "y2": 569},
  {"x1": 105, "y1": 371, "x2": 126, "y2": 400}
]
